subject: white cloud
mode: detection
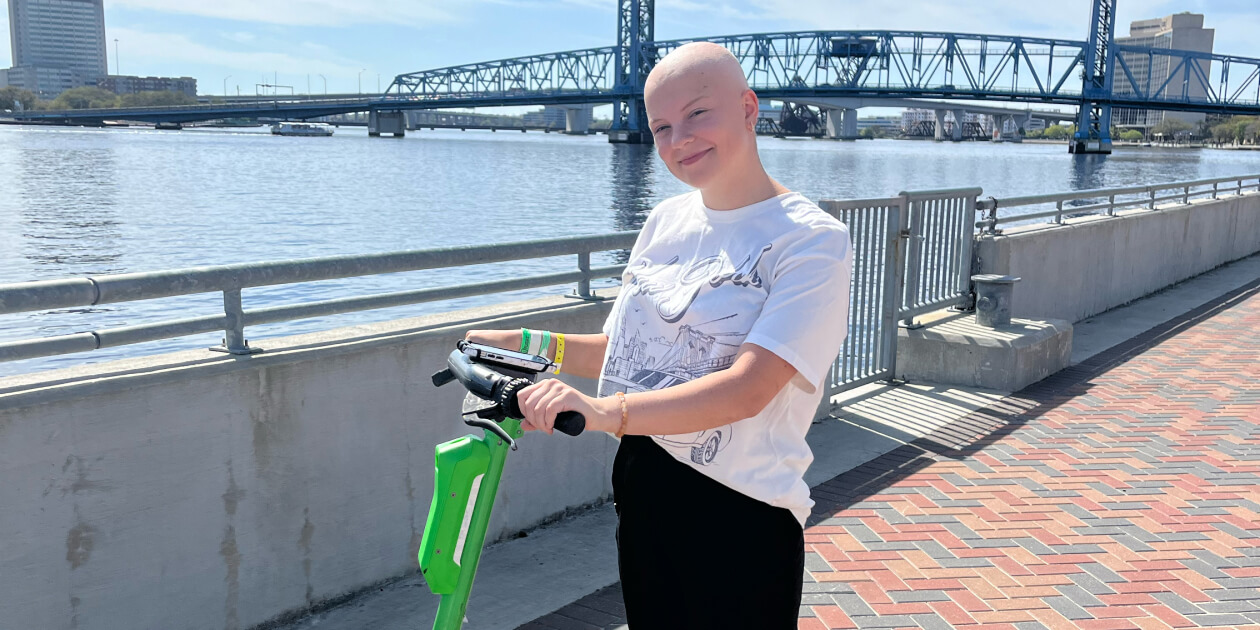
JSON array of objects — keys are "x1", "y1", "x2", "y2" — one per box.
[
  {"x1": 110, "y1": 26, "x2": 367, "y2": 77},
  {"x1": 482, "y1": 0, "x2": 609, "y2": 9},
  {"x1": 108, "y1": 0, "x2": 458, "y2": 28},
  {"x1": 220, "y1": 31, "x2": 257, "y2": 44}
]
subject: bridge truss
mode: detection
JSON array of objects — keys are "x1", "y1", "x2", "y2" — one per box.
[{"x1": 21, "y1": 2, "x2": 1260, "y2": 152}]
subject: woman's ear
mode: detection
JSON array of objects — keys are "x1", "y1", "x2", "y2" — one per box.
[{"x1": 743, "y1": 88, "x2": 759, "y2": 132}]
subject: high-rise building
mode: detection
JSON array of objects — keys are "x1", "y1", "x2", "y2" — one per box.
[
  {"x1": 4, "y1": 0, "x2": 108, "y2": 96},
  {"x1": 1112, "y1": 13, "x2": 1215, "y2": 132}
]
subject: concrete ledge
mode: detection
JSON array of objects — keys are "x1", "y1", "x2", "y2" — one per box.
[
  {"x1": 975, "y1": 192, "x2": 1260, "y2": 322},
  {"x1": 896, "y1": 311, "x2": 1072, "y2": 391},
  {"x1": 0, "y1": 291, "x2": 621, "y2": 630}
]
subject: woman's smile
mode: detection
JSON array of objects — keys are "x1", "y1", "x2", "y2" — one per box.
[{"x1": 679, "y1": 147, "x2": 712, "y2": 166}]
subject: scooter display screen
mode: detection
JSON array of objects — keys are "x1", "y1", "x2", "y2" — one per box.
[{"x1": 459, "y1": 341, "x2": 551, "y2": 373}]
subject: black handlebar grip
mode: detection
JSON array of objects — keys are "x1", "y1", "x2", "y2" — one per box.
[
  {"x1": 500, "y1": 378, "x2": 586, "y2": 436},
  {"x1": 553, "y1": 411, "x2": 586, "y2": 436}
]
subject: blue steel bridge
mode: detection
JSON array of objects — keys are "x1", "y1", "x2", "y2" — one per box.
[{"x1": 15, "y1": 0, "x2": 1260, "y2": 153}]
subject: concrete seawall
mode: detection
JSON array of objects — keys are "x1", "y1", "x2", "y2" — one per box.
[
  {"x1": 0, "y1": 296, "x2": 618, "y2": 630},
  {"x1": 975, "y1": 192, "x2": 1260, "y2": 322}
]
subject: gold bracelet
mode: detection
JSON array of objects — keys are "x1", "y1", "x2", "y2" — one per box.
[{"x1": 613, "y1": 391, "x2": 629, "y2": 438}]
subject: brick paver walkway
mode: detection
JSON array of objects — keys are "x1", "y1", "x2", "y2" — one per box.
[{"x1": 524, "y1": 280, "x2": 1260, "y2": 630}]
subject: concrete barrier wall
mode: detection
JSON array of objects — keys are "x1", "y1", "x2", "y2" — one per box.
[
  {"x1": 975, "y1": 192, "x2": 1260, "y2": 322},
  {"x1": 0, "y1": 295, "x2": 618, "y2": 630}
]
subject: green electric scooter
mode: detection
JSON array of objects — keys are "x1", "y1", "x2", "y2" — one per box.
[{"x1": 421, "y1": 340, "x2": 586, "y2": 629}]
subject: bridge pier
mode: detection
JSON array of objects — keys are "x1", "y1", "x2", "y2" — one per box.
[
  {"x1": 951, "y1": 110, "x2": 966, "y2": 141},
  {"x1": 608, "y1": 126, "x2": 650, "y2": 144},
  {"x1": 368, "y1": 110, "x2": 406, "y2": 137},
  {"x1": 563, "y1": 105, "x2": 594, "y2": 135},
  {"x1": 933, "y1": 110, "x2": 948, "y2": 141},
  {"x1": 994, "y1": 114, "x2": 1028, "y2": 143},
  {"x1": 824, "y1": 108, "x2": 859, "y2": 140}
]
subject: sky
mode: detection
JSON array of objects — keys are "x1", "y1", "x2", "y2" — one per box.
[{"x1": 1, "y1": 0, "x2": 1258, "y2": 100}]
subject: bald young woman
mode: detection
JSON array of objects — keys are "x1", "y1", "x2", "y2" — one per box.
[{"x1": 466, "y1": 42, "x2": 853, "y2": 628}]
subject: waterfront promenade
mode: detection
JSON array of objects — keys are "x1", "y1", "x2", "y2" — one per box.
[
  {"x1": 529, "y1": 269, "x2": 1260, "y2": 629},
  {"x1": 269, "y1": 254, "x2": 1260, "y2": 630}
]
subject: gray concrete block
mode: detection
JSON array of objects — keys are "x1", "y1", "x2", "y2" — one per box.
[{"x1": 896, "y1": 311, "x2": 1073, "y2": 391}]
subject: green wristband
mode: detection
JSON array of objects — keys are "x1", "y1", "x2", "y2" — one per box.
[
  {"x1": 540, "y1": 330, "x2": 552, "y2": 359},
  {"x1": 519, "y1": 328, "x2": 531, "y2": 353}
]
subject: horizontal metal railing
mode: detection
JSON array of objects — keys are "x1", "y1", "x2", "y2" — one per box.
[
  {"x1": 0, "y1": 233, "x2": 636, "y2": 363},
  {"x1": 1, "y1": 186, "x2": 983, "y2": 398},
  {"x1": 976, "y1": 173, "x2": 1260, "y2": 232}
]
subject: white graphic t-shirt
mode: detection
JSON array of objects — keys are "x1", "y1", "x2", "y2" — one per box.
[{"x1": 598, "y1": 190, "x2": 853, "y2": 527}]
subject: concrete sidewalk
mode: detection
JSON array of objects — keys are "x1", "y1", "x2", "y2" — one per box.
[{"x1": 275, "y1": 254, "x2": 1260, "y2": 630}]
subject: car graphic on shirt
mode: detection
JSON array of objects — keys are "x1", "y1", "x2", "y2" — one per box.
[{"x1": 657, "y1": 427, "x2": 732, "y2": 466}]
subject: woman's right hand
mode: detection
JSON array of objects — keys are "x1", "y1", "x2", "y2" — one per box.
[{"x1": 463, "y1": 329, "x2": 521, "y2": 351}]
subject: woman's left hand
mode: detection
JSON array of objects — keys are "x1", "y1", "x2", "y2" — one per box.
[{"x1": 516, "y1": 379, "x2": 619, "y2": 435}]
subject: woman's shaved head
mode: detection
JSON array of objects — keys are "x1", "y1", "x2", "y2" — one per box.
[
  {"x1": 645, "y1": 42, "x2": 749, "y2": 101},
  {"x1": 643, "y1": 42, "x2": 762, "y2": 197}
]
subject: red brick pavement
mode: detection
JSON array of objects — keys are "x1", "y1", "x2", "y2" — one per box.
[{"x1": 524, "y1": 280, "x2": 1260, "y2": 630}]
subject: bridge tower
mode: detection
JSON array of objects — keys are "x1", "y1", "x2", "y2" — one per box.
[
  {"x1": 609, "y1": 0, "x2": 655, "y2": 144},
  {"x1": 1071, "y1": 0, "x2": 1117, "y2": 154}
]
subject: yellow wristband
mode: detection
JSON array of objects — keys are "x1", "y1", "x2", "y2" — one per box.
[{"x1": 552, "y1": 333, "x2": 566, "y2": 374}]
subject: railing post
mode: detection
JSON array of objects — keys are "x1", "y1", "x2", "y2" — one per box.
[
  {"x1": 212, "y1": 288, "x2": 260, "y2": 355},
  {"x1": 1108, "y1": 193, "x2": 1117, "y2": 216},
  {"x1": 898, "y1": 194, "x2": 921, "y2": 328},
  {"x1": 577, "y1": 251, "x2": 592, "y2": 298},
  {"x1": 1212, "y1": 182, "x2": 1219, "y2": 199},
  {"x1": 884, "y1": 198, "x2": 904, "y2": 383},
  {"x1": 1183, "y1": 185, "x2": 1190, "y2": 205},
  {"x1": 1148, "y1": 187, "x2": 1157, "y2": 210},
  {"x1": 1055, "y1": 200, "x2": 1064, "y2": 224},
  {"x1": 958, "y1": 193, "x2": 979, "y2": 307}
]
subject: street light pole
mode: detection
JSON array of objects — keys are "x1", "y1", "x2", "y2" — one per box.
[
  {"x1": 318, "y1": 74, "x2": 327, "y2": 95},
  {"x1": 114, "y1": 38, "x2": 119, "y2": 75},
  {"x1": 223, "y1": 75, "x2": 232, "y2": 97},
  {"x1": 358, "y1": 69, "x2": 366, "y2": 94}
]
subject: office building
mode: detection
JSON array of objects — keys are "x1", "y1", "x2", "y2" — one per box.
[
  {"x1": 3, "y1": 0, "x2": 108, "y2": 96},
  {"x1": 1112, "y1": 13, "x2": 1215, "y2": 131},
  {"x1": 98, "y1": 75, "x2": 198, "y2": 97}
]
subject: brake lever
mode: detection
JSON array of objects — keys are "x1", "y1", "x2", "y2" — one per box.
[{"x1": 462, "y1": 414, "x2": 518, "y2": 450}]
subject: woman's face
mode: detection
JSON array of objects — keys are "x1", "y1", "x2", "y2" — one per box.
[{"x1": 645, "y1": 75, "x2": 758, "y2": 191}]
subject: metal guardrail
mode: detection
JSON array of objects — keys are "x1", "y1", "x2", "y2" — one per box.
[
  {"x1": 817, "y1": 187, "x2": 979, "y2": 394},
  {"x1": 0, "y1": 233, "x2": 635, "y2": 363},
  {"x1": 976, "y1": 173, "x2": 1260, "y2": 233},
  {"x1": 819, "y1": 198, "x2": 903, "y2": 392},
  {"x1": 8, "y1": 173, "x2": 1248, "y2": 391},
  {"x1": 2, "y1": 187, "x2": 984, "y2": 405}
]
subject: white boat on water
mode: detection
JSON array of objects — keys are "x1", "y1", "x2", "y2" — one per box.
[{"x1": 271, "y1": 121, "x2": 334, "y2": 137}]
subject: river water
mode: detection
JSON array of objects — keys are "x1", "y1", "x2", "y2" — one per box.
[{"x1": 2, "y1": 124, "x2": 1258, "y2": 376}]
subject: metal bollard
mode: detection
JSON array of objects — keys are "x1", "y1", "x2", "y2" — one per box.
[{"x1": 972, "y1": 274, "x2": 1021, "y2": 327}]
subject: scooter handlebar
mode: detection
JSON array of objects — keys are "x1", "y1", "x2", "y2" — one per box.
[{"x1": 442, "y1": 350, "x2": 585, "y2": 436}]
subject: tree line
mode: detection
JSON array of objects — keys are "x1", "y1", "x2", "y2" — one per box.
[{"x1": 1, "y1": 86, "x2": 197, "y2": 112}]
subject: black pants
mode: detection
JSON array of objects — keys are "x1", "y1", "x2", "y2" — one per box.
[{"x1": 612, "y1": 435, "x2": 804, "y2": 629}]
